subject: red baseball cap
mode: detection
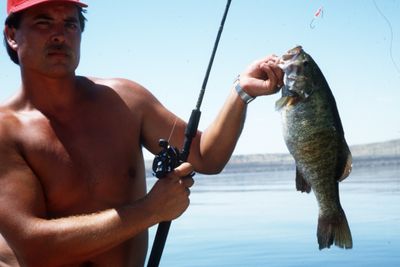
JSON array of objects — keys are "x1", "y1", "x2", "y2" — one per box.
[{"x1": 7, "y1": 0, "x2": 88, "y2": 15}]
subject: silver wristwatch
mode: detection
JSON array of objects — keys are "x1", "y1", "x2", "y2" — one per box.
[{"x1": 234, "y1": 76, "x2": 255, "y2": 104}]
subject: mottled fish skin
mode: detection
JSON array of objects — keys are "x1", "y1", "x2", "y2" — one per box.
[{"x1": 277, "y1": 46, "x2": 353, "y2": 250}]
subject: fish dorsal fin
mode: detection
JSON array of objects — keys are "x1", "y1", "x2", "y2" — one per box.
[{"x1": 295, "y1": 166, "x2": 311, "y2": 193}]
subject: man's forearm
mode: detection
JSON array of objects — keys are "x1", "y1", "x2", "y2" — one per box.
[
  {"x1": 194, "y1": 88, "x2": 247, "y2": 173},
  {"x1": 11, "y1": 199, "x2": 156, "y2": 267}
]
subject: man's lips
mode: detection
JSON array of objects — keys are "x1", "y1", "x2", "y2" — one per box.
[
  {"x1": 46, "y1": 45, "x2": 72, "y2": 57},
  {"x1": 47, "y1": 51, "x2": 69, "y2": 57}
]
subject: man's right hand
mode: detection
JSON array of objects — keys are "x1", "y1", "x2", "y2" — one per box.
[{"x1": 147, "y1": 162, "x2": 195, "y2": 222}]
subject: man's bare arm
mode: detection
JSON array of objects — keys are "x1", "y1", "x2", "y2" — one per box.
[
  {"x1": 0, "y1": 126, "x2": 193, "y2": 266},
  {"x1": 140, "y1": 56, "x2": 283, "y2": 174}
]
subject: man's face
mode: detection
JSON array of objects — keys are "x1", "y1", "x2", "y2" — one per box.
[{"x1": 8, "y1": 3, "x2": 82, "y2": 78}]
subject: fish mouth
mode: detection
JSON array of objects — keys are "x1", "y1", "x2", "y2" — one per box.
[
  {"x1": 282, "y1": 45, "x2": 303, "y2": 60},
  {"x1": 277, "y1": 45, "x2": 304, "y2": 92},
  {"x1": 278, "y1": 45, "x2": 303, "y2": 70},
  {"x1": 276, "y1": 45, "x2": 311, "y2": 106}
]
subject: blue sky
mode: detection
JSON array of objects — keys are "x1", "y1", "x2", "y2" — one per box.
[{"x1": 1, "y1": 0, "x2": 399, "y2": 157}]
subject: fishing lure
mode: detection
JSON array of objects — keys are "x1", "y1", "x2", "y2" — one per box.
[{"x1": 310, "y1": 6, "x2": 323, "y2": 29}]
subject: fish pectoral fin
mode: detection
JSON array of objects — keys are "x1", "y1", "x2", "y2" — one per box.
[
  {"x1": 295, "y1": 167, "x2": 311, "y2": 193},
  {"x1": 337, "y1": 144, "x2": 353, "y2": 182},
  {"x1": 275, "y1": 96, "x2": 290, "y2": 111},
  {"x1": 275, "y1": 96, "x2": 300, "y2": 111}
]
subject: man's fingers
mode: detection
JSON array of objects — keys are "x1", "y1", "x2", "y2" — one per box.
[
  {"x1": 173, "y1": 162, "x2": 193, "y2": 177},
  {"x1": 180, "y1": 176, "x2": 195, "y2": 188},
  {"x1": 259, "y1": 63, "x2": 277, "y2": 90},
  {"x1": 165, "y1": 162, "x2": 195, "y2": 189}
]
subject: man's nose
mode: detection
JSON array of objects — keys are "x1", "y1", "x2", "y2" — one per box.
[{"x1": 50, "y1": 25, "x2": 66, "y2": 43}]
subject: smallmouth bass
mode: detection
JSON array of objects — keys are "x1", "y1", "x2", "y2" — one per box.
[{"x1": 276, "y1": 46, "x2": 353, "y2": 250}]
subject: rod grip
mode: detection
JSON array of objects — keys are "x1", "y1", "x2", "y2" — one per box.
[{"x1": 181, "y1": 109, "x2": 201, "y2": 161}]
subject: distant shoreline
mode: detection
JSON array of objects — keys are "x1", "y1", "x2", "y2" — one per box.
[
  {"x1": 145, "y1": 139, "x2": 400, "y2": 176},
  {"x1": 224, "y1": 139, "x2": 400, "y2": 172},
  {"x1": 222, "y1": 155, "x2": 400, "y2": 174}
]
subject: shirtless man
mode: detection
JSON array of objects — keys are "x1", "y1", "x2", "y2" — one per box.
[{"x1": 0, "y1": 0, "x2": 284, "y2": 266}]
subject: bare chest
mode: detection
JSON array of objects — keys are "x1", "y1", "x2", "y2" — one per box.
[{"x1": 19, "y1": 111, "x2": 146, "y2": 218}]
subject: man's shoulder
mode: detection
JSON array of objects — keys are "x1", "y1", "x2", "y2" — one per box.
[
  {"x1": 86, "y1": 76, "x2": 159, "y2": 106},
  {"x1": 0, "y1": 105, "x2": 20, "y2": 128},
  {"x1": 0, "y1": 108, "x2": 21, "y2": 150},
  {"x1": 88, "y1": 77, "x2": 147, "y2": 94}
]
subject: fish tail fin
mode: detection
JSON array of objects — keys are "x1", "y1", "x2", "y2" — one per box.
[{"x1": 317, "y1": 209, "x2": 353, "y2": 250}]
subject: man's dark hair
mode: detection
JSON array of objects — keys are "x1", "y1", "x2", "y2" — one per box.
[{"x1": 3, "y1": 7, "x2": 87, "y2": 65}]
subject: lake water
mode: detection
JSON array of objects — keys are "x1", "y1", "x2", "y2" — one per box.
[{"x1": 146, "y1": 163, "x2": 400, "y2": 267}]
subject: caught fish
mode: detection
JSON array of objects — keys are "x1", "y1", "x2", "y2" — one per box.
[{"x1": 276, "y1": 46, "x2": 353, "y2": 250}]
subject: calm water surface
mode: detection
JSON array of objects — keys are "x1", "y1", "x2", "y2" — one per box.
[{"x1": 146, "y1": 164, "x2": 400, "y2": 267}]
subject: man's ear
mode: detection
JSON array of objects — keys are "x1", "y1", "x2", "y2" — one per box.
[{"x1": 4, "y1": 26, "x2": 18, "y2": 51}]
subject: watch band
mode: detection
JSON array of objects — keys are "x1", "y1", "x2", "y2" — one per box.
[{"x1": 234, "y1": 76, "x2": 255, "y2": 104}]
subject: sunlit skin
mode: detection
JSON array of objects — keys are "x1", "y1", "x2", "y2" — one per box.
[{"x1": 0, "y1": 2, "x2": 283, "y2": 266}]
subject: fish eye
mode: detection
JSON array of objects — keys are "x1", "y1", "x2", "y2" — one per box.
[{"x1": 303, "y1": 60, "x2": 309, "y2": 67}]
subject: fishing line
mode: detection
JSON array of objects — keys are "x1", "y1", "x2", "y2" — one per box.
[
  {"x1": 167, "y1": 117, "x2": 178, "y2": 142},
  {"x1": 372, "y1": 0, "x2": 400, "y2": 76}
]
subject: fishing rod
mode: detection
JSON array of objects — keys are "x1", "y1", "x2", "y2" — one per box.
[{"x1": 147, "y1": 1, "x2": 232, "y2": 266}]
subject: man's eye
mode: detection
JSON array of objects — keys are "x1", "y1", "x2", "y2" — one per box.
[
  {"x1": 66, "y1": 23, "x2": 78, "y2": 30},
  {"x1": 35, "y1": 20, "x2": 51, "y2": 28},
  {"x1": 37, "y1": 21, "x2": 50, "y2": 25}
]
